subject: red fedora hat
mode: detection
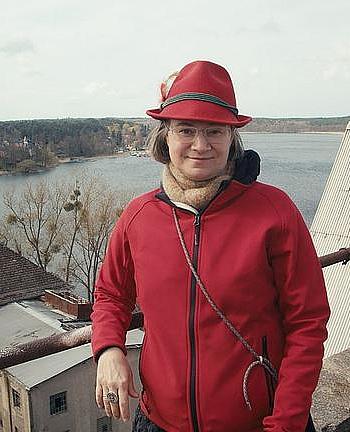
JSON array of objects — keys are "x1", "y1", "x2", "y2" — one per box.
[{"x1": 146, "y1": 60, "x2": 252, "y2": 128}]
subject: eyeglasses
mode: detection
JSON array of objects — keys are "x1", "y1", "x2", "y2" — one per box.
[{"x1": 167, "y1": 125, "x2": 231, "y2": 143}]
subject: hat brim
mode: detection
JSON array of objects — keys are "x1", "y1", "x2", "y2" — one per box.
[{"x1": 146, "y1": 100, "x2": 252, "y2": 128}]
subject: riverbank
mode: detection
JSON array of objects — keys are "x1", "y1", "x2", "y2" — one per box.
[
  {"x1": 0, "y1": 163, "x2": 59, "y2": 176},
  {"x1": 0, "y1": 152, "x2": 130, "y2": 176},
  {"x1": 58, "y1": 152, "x2": 130, "y2": 164}
]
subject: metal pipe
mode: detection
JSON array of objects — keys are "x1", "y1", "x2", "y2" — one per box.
[
  {"x1": 1, "y1": 248, "x2": 349, "y2": 370},
  {"x1": 0, "y1": 311, "x2": 143, "y2": 369},
  {"x1": 319, "y1": 247, "x2": 350, "y2": 268}
]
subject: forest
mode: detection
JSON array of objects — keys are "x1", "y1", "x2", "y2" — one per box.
[{"x1": 0, "y1": 118, "x2": 151, "y2": 172}]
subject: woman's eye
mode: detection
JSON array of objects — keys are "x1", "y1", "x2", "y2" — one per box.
[
  {"x1": 207, "y1": 128, "x2": 223, "y2": 137},
  {"x1": 179, "y1": 128, "x2": 195, "y2": 136}
]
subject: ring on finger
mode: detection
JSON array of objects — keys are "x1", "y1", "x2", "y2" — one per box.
[{"x1": 103, "y1": 391, "x2": 119, "y2": 404}]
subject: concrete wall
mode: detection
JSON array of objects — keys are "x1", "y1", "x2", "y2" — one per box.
[
  {"x1": 312, "y1": 349, "x2": 350, "y2": 431},
  {"x1": 30, "y1": 348, "x2": 141, "y2": 432},
  {"x1": 0, "y1": 371, "x2": 11, "y2": 432},
  {"x1": 0, "y1": 372, "x2": 31, "y2": 432},
  {"x1": 310, "y1": 123, "x2": 350, "y2": 358}
]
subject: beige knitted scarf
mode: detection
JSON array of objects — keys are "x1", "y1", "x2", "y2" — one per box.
[{"x1": 162, "y1": 162, "x2": 232, "y2": 210}]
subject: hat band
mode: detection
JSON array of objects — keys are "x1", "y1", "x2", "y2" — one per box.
[{"x1": 160, "y1": 92, "x2": 239, "y2": 115}]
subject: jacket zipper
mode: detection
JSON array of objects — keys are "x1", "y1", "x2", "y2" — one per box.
[
  {"x1": 189, "y1": 213, "x2": 201, "y2": 432},
  {"x1": 262, "y1": 336, "x2": 275, "y2": 414}
]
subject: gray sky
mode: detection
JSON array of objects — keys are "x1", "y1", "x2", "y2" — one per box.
[{"x1": 1, "y1": 0, "x2": 349, "y2": 120}]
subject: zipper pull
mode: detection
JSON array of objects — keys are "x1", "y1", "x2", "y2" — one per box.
[
  {"x1": 194, "y1": 214, "x2": 200, "y2": 246},
  {"x1": 193, "y1": 214, "x2": 200, "y2": 227}
]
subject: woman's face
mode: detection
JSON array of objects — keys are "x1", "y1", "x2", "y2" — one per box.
[{"x1": 166, "y1": 120, "x2": 232, "y2": 181}]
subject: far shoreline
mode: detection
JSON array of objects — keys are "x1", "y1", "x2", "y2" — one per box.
[
  {"x1": 0, "y1": 130, "x2": 343, "y2": 177},
  {"x1": 58, "y1": 152, "x2": 129, "y2": 164},
  {"x1": 0, "y1": 152, "x2": 131, "y2": 176}
]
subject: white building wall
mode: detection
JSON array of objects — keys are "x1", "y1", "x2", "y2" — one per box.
[{"x1": 310, "y1": 121, "x2": 350, "y2": 357}]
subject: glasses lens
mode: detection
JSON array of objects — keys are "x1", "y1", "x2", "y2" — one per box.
[
  {"x1": 204, "y1": 127, "x2": 228, "y2": 141},
  {"x1": 171, "y1": 126, "x2": 230, "y2": 142},
  {"x1": 172, "y1": 126, "x2": 197, "y2": 141}
]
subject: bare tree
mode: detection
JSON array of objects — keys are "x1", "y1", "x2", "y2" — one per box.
[
  {"x1": 1, "y1": 181, "x2": 67, "y2": 270},
  {"x1": 62, "y1": 177, "x2": 126, "y2": 301},
  {"x1": 1, "y1": 176, "x2": 131, "y2": 300},
  {"x1": 62, "y1": 181, "x2": 83, "y2": 282}
]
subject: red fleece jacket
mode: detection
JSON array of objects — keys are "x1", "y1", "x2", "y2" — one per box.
[{"x1": 92, "y1": 179, "x2": 330, "y2": 432}]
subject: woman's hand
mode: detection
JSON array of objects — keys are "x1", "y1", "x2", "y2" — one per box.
[{"x1": 96, "y1": 346, "x2": 139, "y2": 422}]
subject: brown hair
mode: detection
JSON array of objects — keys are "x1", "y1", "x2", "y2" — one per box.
[{"x1": 147, "y1": 120, "x2": 245, "y2": 164}]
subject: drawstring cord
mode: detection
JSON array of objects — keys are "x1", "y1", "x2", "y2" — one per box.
[
  {"x1": 242, "y1": 357, "x2": 275, "y2": 411},
  {"x1": 172, "y1": 208, "x2": 278, "y2": 410}
]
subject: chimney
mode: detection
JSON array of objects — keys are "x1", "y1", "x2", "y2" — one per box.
[{"x1": 44, "y1": 290, "x2": 92, "y2": 321}]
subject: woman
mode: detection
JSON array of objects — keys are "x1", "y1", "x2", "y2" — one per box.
[{"x1": 91, "y1": 60, "x2": 330, "y2": 432}]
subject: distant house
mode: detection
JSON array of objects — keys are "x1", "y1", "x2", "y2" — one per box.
[{"x1": 0, "y1": 245, "x2": 144, "y2": 432}]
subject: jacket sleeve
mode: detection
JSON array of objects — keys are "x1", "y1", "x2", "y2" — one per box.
[
  {"x1": 263, "y1": 200, "x2": 330, "y2": 432},
  {"x1": 91, "y1": 210, "x2": 136, "y2": 360}
]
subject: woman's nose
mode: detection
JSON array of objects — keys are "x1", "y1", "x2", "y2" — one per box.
[{"x1": 191, "y1": 132, "x2": 211, "y2": 152}]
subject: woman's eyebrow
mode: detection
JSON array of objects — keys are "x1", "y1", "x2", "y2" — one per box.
[{"x1": 174, "y1": 121, "x2": 195, "y2": 126}]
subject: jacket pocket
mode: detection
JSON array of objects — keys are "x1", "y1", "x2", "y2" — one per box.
[{"x1": 262, "y1": 335, "x2": 275, "y2": 414}]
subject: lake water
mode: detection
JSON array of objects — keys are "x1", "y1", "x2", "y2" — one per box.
[{"x1": 0, "y1": 133, "x2": 342, "y2": 226}]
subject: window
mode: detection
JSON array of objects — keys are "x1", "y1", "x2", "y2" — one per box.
[
  {"x1": 97, "y1": 416, "x2": 112, "y2": 432},
  {"x1": 12, "y1": 389, "x2": 21, "y2": 408},
  {"x1": 49, "y1": 391, "x2": 67, "y2": 415}
]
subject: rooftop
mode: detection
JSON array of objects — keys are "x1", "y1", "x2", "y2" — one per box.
[
  {"x1": 0, "y1": 301, "x2": 64, "y2": 349},
  {"x1": 0, "y1": 244, "x2": 71, "y2": 306},
  {"x1": 6, "y1": 329, "x2": 144, "y2": 389},
  {"x1": 6, "y1": 343, "x2": 93, "y2": 388}
]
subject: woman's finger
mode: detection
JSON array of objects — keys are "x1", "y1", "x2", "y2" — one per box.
[
  {"x1": 107, "y1": 387, "x2": 121, "y2": 419},
  {"x1": 118, "y1": 380, "x2": 130, "y2": 422},
  {"x1": 96, "y1": 383, "x2": 104, "y2": 409},
  {"x1": 102, "y1": 386, "x2": 113, "y2": 418}
]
